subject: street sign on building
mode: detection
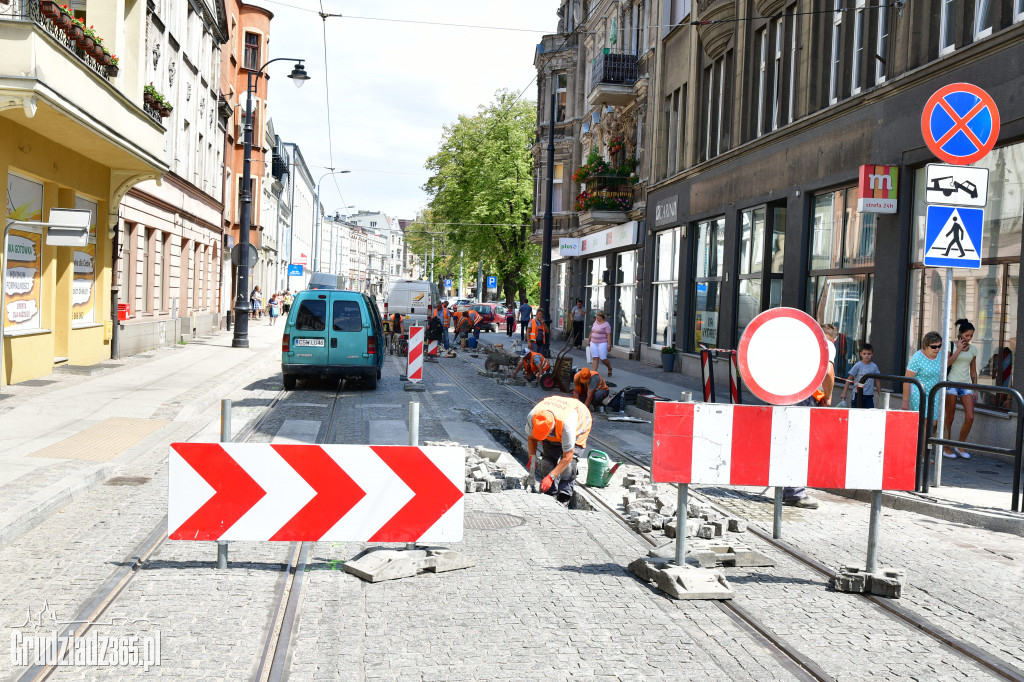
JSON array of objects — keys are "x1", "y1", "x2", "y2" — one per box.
[
  {"x1": 230, "y1": 243, "x2": 258, "y2": 268},
  {"x1": 921, "y1": 83, "x2": 1000, "y2": 166},
  {"x1": 288, "y1": 264, "x2": 304, "y2": 277},
  {"x1": 924, "y1": 164, "x2": 989, "y2": 208},
  {"x1": 856, "y1": 165, "x2": 898, "y2": 213},
  {"x1": 923, "y1": 206, "x2": 984, "y2": 269}
]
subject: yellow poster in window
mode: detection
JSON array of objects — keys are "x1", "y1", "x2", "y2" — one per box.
[
  {"x1": 72, "y1": 197, "x2": 97, "y2": 325},
  {"x1": 5, "y1": 173, "x2": 43, "y2": 332}
]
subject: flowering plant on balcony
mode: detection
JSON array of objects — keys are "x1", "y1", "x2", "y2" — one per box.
[
  {"x1": 573, "y1": 190, "x2": 631, "y2": 213},
  {"x1": 606, "y1": 135, "x2": 625, "y2": 155}
]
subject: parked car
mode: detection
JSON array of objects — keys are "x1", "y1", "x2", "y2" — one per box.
[
  {"x1": 281, "y1": 288, "x2": 385, "y2": 390},
  {"x1": 453, "y1": 298, "x2": 474, "y2": 313},
  {"x1": 470, "y1": 303, "x2": 507, "y2": 333}
]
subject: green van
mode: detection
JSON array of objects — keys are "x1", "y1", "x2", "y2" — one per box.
[{"x1": 281, "y1": 289, "x2": 385, "y2": 390}]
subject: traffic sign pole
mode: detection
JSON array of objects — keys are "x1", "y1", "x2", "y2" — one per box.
[{"x1": 934, "y1": 268, "x2": 953, "y2": 487}]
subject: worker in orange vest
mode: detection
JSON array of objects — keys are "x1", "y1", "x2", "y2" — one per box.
[
  {"x1": 573, "y1": 367, "x2": 610, "y2": 410},
  {"x1": 528, "y1": 308, "x2": 549, "y2": 356},
  {"x1": 511, "y1": 350, "x2": 550, "y2": 382},
  {"x1": 526, "y1": 395, "x2": 592, "y2": 505},
  {"x1": 457, "y1": 308, "x2": 482, "y2": 341},
  {"x1": 438, "y1": 301, "x2": 452, "y2": 349}
]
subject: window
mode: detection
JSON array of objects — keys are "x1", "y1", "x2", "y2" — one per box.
[
  {"x1": 771, "y1": 18, "x2": 783, "y2": 130},
  {"x1": 940, "y1": 0, "x2": 957, "y2": 55},
  {"x1": 737, "y1": 206, "x2": 786, "y2": 341},
  {"x1": 701, "y1": 53, "x2": 730, "y2": 160},
  {"x1": 975, "y1": 0, "x2": 994, "y2": 38},
  {"x1": 553, "y1": 163, "x2": 564, "y2": 211},
  {"x1": 829, "y1": 1, "x2": 843, "y2": 103},
  {"x1": 585, "y1": 256, "x2": 606, "y2": 336},
  {"x1": 692, "y1": 218, "x2": 725, "y2": 352},
  {"x1": 756, "y1": 28, "x2": 767, "y2": 137},
  {"x1": 651, "y1": 228, "x2": 681, "y2": 347},
  {"x1": 295, "y1": 300, "x2": 326, "y2": 331},
  {"x1": 667, "y1": 0, "x2": 691, "y2": 32},
  {"x1": 333, "y1": 300, "x2": 362, "y2": 332},
  {"x1": 875, "y1": 2, "x2": 889, "y2": 84},
  {"x1": 666, "y1": 89, "x2": 680, "y2": 175},
  {"x1": 553, "y1": 262, "x2": 567, "y2": 330},
  {"x1": 1017, "y1": 0, "x2": 1024, "y2": 23},
  {"x1": 788, "y1": 4, "x2": 798, "y2": 122},
  {"x1": 556, "y1": 72, "x2": 567, "y2": 123},
  {"x1": 243, "y1": 32, "x2": 260, "y2": 71},
  {"x1": 910, "y1": 143, "x2": 1024, "y2": 408},
  {"x1": 851, "y1": 0, "x2": 865, "y2": 95},
  {"x1": 613, "y1": 251, "x2": 636, "y2": 348},
  {"x1": 808, "y1": 187, "x2": 876, "y2": 378}
]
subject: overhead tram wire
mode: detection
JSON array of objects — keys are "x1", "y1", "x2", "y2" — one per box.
[
  {"x1": 317, "y1": 0, "x2": 350, "y2": 210},
  {"x1": 250, "y1": 0, "x2": 551, "y2": 32}
]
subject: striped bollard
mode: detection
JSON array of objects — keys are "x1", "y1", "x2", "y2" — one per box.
[
  {"x1": 729, "y1": 352, "x2": 742, "y2": 405},
  {"x1": 408, "y1": 326, "x2": 424, "y2": 382},
  {"x1": 700, "y1": 349, "x2": 716, "y2": 403},
  {"x1": 428, "y1": 339, "x2": 438, "y2": 357},
  {"x1": 1001, "y1": 348, "x2": 1013, "y2": 387}
]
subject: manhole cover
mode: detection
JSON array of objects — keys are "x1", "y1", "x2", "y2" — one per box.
[
  {"x1": 105, "y1": 476, "x2": 151, "y2": 486},
  {"x1": 464, "y1": 512, "x2": 525, "y2": 530}
]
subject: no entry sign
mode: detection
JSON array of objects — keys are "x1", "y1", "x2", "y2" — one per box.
[
  {"x1": 921, "y1": 83, "x2": 1000, "y2": 166},
  {"x1": 737, "y1": 308, "x2": 827, "y2": 405}
]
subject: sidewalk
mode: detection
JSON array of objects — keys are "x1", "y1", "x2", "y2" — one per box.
[
  {"x1": 477, "y1": 330, "x2": 1024, "y2": 536},
  {"x1": 0, "y1": 320, "x2": 284, "y2": 548}
]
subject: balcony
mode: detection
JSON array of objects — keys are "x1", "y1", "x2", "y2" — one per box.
[
  {"x1": 576, "y1": 175, "x2": 633, "y2": 228},
  {"x1": 588, "y1": 51, "x2": 639, "y2": 108},
  {"x1": 2, "y1": 0, "x2": 114, "y2": 82}
]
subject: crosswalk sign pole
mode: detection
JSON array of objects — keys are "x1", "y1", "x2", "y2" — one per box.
[{"x1": 934, "y1": 268, "x2": 953, "y2": 487}]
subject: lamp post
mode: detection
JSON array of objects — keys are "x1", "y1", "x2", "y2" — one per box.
[
  {"x1": 312, "y1": 170, "x2": 351, "y2": 274},
  {"x1": 233, "y1": 57, "x2": 310, "y2": 349}
]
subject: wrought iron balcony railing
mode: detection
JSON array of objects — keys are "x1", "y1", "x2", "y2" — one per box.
[
  {"x1": 589, "y1": 50, "x2": 638, "y2": 93},
  {"x1": 2, "y1": 0, "x2": 114, "y2": 82}
]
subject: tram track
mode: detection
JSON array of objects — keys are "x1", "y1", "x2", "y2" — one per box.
[{"x1": 438, "y1": 350, "x2": 1024, "y2": 682}]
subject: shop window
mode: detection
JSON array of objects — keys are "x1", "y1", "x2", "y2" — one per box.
[
  {"x1": 807, "y1": 187, "x2": 876, "y2": 378},
  {"x1": 909, "y1": 146, "x2": 1023, "y2": 408},
  {"x1": 692, "y1": 218, "x2": 725, "y2": 352},
  {"x1": 651, "y1": 227, "x2": 681, "y2": 348},
  {"x1": 737, "y1": 206, "x2": 785, "y2": 341},
  {"x1": 585, "y1": 256, "x2": 606, "y2": 336},
  {"x1": 613, "y1": 251, "x2": 636, "y2": 349}
]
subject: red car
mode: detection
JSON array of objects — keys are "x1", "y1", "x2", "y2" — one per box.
[{"x1": 470, "y1": 303, "x2": 508, "y2": 333}]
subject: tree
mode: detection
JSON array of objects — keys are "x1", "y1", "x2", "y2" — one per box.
[{"x1": 422, "y1": 90, "x2": 538, "y2": 304}]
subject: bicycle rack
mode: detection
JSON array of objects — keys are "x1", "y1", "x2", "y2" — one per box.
[{"x1": 924, "y1": 381, "x2": 1024, "y2": 512}]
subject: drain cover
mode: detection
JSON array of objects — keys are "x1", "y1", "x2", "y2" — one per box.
[
  {"x1": 464, "y1": 512, "x2": 525, "y2": 530},
  {"x1": 105, "y1": 476, "x2": 151, "y2": 486}
]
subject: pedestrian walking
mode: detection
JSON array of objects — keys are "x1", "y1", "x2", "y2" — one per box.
[
  {"x1": 505, "y1": 305, "x2": 516, "y2": 337},
  {"x1": 943, "y1": 319, "x2": 979, "y2": 458},
  {"x1": 268, "y1": 293, "x2": 280, "y2": 325},
  {"x1": 840, "y1": 343, "x2": 880, "y2": 408},
  {"x1": 570, "y1": 299, "x2": 585, "y2": 349},
  {"x1": 528, "y1": 309, "x2": 549, "y2": 356},
  {"x1": 283, "y1": 291, "x2": 293, "y2": 314},
  {"x1": 902, "y1": 330, "x2": 946, "y2": 452},
  {"x1": 587, "y1": 310, "x2": 613, "y2": 377},
  {"x1": 526, "y1": 395, "x2": 592, "y2": 506},
  {"x1": 573, "y1": 367, "x2": 609, "y2": 411},
  {"x1": 250, "y1": 286, "x2": 262, "y2": 320},
  {"x1": 518, "y1": 300, "x2": 533, "y2": 342}
]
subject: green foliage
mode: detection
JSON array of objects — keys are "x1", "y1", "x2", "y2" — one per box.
[{"x1": 421, "y1": 90, "x2": 539, "y2": 301}]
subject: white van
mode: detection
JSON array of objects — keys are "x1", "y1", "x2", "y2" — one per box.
[{"x1": 386, "y1": 280, "x2": 441, "y2": 327}]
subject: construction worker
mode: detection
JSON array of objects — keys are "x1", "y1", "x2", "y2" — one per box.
[
  {"x1": 440, "y1": 301, "x2": 452, "y2": 349},
  {"x1": 511, "y1": 350, "x2": 550, "y2": 382},
  {"x1": 526, "y1": 395, "x2": 592, "y2": 505},
  {"x1": 573, "y1": 367, "x2": 609, "y2": 410},
  {"x1": 457, "y1": 308, "x2": 483, "y2": 342},
  {"x1": 528, "y1": 308, "x2": 549, "y2": 356}
]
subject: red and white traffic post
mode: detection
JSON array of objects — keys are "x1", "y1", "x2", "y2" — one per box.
[{"x1": 407, "y1": 326, "x2": 424, "y2": 382}]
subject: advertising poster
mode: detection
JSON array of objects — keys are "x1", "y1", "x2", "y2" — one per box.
[
  {"x1": 5, "y1": 174, "x2": 43, "y2": 333},
  {"x1": 72, "y1": 197, "x2": 97, "y2": 325}
]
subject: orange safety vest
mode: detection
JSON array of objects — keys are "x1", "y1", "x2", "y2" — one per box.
[
  {"x1": 468, "y1": 310, "x2": 481, "y2": 325},
  {"x1": 529, "y1": 318, "x2": 548, "y2": 344},
  {"x1": 525, "y1": 352, "x2": 550, "y2": 376},
  {"x1": 574, "y1": 369, "x2": 608, "y2": 395},
  {"x1": 441, "y1": 307, "x2": 451, "y2": 325},
  {"x1": 531, "y1": 396, "x2": 592, "y2": 449}
]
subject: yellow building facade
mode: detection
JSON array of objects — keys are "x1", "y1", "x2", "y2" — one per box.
[{"x1": 1, "y1": 0, "x2": 166, "y2": 384}]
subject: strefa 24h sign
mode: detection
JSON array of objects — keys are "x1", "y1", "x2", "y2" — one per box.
[{"x1": 857, "y1": 165, "x2": 898, "y2": 213}]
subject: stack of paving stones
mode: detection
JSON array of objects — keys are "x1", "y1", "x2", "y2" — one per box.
[
  {"x1": 424, "y1": 441, "x2": 530, "y2": 493},
  {"x1": 619, "y1": 472, "x2": 747, "y2": 539}
]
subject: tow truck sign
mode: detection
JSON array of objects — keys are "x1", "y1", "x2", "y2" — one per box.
[{"x1": 924, "y1": 164, "x2": 989, "y2": 208}]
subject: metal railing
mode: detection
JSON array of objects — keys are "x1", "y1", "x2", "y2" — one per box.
[
  {"x1": 922, "y1": 381, "x2": 1024, "y2": 512},
  {"x1": 590, "y1": 50, "x2": 638, "y2": 93},
  {"x1": 2, "y1": 0, "x2": 114, "y2": 82}
]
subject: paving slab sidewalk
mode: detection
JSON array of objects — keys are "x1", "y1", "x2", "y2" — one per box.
[{"x1": 0, "y1": 321, "x2": 284, "y2": 549}]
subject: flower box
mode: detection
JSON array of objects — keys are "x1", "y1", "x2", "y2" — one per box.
[
  {"x1": 105, "y1": 64, "x2": 119, "y2": 77},
  {"x1": 76, "y1": 34, "x2": 94, "y2": 51},
  {"x1": 39, "y1": 0, "x2": 60, "y2": 18},
  {"x1": 97, "y1": 51, "x2": 111, "y2": 66},
  {"x1": 65, "y1": 22, "x2": 83, "y2": 40}
]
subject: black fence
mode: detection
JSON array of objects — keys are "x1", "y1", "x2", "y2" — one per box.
[{"x1": 590, "y1": 51, "x2": 638, "y2": 92}]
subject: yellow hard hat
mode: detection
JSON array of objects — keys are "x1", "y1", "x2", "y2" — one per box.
[{"x1": 531, "y1": 410, "x2": 555, "y2": 440}]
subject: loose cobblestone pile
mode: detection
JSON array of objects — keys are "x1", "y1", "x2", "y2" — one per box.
[
  {"x1": 619, "y1": 472, "x2": 748, "y2": 541},
  {"x1": 423, "y1": 440, "x2": 531, "y2": 493}
]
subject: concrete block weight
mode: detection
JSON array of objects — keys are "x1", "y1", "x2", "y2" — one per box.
[{"x1": 627, "y1": 557, "x2": 734, "y2": 600}]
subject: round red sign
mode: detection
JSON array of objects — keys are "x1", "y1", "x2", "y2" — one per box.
[{"x1": 737, "y1": 308, "x2": 828, "y2": 406}]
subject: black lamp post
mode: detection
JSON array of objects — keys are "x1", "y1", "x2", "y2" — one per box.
[{"x1": 233, "y1": 58, "x2": 310, "y2": 348}]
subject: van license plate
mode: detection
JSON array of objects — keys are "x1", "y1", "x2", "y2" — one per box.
[{"x1": 294, "y1": 338, "x2": 325, "y2": 347}]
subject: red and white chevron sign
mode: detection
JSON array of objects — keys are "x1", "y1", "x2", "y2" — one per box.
[
  {"x1": 408, "y1": 326, "x2": 424, "y2": 382},
  {"x1": 168, "y1": 443, "x2": 464, "y2": 542},
  {"x1": 653, "y1": 403, "x2": 919, "y2": 490}
]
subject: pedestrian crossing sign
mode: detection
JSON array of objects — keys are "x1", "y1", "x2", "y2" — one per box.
[{"x1": 924, "y1": 206, "x2": 984, "y2": 269}]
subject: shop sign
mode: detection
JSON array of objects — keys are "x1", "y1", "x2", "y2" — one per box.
[
  {"x1": 655, "y1": 196, "x2": 679, "y2": 226},
  {"x1": 558, "y1": 238, "x2": 581, "y2": 258},
  {"x1": 579, "y1": 221, "x2": 639, "y2": 256},
  {"x1": 856, "y1": 165, "x2": 898, "y2": 213},
  {"x1": 5, "y1": 173, "x2": 43, "y2": 333}
]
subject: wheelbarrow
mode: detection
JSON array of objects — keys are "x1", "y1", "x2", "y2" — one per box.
[
  {"x1": 549, "y1": 336, "x2": 575, "y2": 392},
  {"x1": 483, "y1": 345, "x2": 521, "y2": 373}
]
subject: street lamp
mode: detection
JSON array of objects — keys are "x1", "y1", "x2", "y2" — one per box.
[
  {"x1": 312, "y1": 170, "x2": 351, "y2": 273},
  {"x1": 233, "y1": 58, "x2": 311, "y2": 349}
]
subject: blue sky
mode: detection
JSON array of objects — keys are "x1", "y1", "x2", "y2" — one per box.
[{"x1": 262, "y1": 0, "x2": 556, "y2": 221}]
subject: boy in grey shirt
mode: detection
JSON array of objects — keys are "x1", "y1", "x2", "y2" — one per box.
[{"x1": 840, "y1": 343, "x2": 880, "y2": 408}]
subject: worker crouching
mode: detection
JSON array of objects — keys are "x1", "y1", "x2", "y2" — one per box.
[
  {"x1": 526, "y1": 396, "x2": 592, "y2": 506},
  {"x1": 511, "y1": 350, "x2": 550, "y2": 382},
  {"x1": 573, "y1": 367, "x2": 609, "y2": 411}
]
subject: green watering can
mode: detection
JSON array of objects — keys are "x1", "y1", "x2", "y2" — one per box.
[{"x1": 585, "y1": 450, "x2": 620, "y2": 488}]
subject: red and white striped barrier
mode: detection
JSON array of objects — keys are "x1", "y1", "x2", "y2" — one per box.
[
  {"x1": 700, "y1": 349, "x2": 716, "y2": 403},
  {"x1": 428, "y1": 339, "x2": 438, "y2": 357},
  {"x1": 169, "y1": 443, "x2": 464, "y2": 542},
  {"x1": 1001, "y1": 348, "x2": 1013, "y2": 387},
  {"x1": 653, "y1": 402, "x2": 918, "y2": 490},
  {"x1": 728, "y1": 352, "x2": 742, "y2": 404},
  {"x1": 407, "y1": 326, "x2": 424, "y2": 382}
]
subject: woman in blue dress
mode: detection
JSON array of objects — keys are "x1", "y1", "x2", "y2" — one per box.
[{"x1": 903, "y1": 331, "x2": 945, "y2": 431}]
